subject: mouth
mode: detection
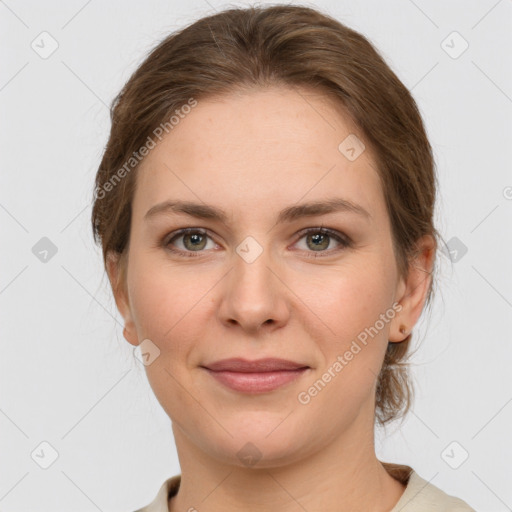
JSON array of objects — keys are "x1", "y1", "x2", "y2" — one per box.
[{"x1": 200, "y1": 358, "x2": 311, "y2": 393}]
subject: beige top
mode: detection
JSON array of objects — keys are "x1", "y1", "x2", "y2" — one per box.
[{"x1": 133, "y1": 463, "x2": 476, "y2": 511}]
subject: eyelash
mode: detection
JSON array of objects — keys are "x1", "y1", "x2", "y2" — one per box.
[{"x1": 162, "y1": 226, "x2": 352, "y2": 259}]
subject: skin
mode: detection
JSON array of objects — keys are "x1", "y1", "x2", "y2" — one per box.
[{"x1": 107, "y1": 85, "x2": 436, "y2": 512}]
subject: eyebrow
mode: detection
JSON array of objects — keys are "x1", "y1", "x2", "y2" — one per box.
[{"x1": 144, "y1": 197, "x2": 372, "y2": 224}]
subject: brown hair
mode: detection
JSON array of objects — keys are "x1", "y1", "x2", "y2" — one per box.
[{"x1": 91, "y1": 4, "x2": 441, "y2": 426}]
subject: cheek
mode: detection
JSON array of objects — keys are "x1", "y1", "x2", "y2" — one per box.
[
  {"x1": 127, "y1": 257, "x2": 199, "y2": 347},
  {"x1": 127, "y1": 261, "x2": 206, "y2": 411},
  {"x1": 299, "y1": 277, "x2": 391, "y2": 428},
  {"x1": 306, "y1": 261, "x2": 394, "y2": 389},
  {"x1": 312, "y1": 262, "x2": 392, "y2": 338}
]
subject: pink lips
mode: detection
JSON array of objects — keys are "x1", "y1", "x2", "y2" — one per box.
[{"x1": 202, "y1": 358, "x2": 310, "y2": 393}]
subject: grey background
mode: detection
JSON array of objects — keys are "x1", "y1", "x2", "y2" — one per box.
[{"x1": 1, "y1": 0, "x2": 511, "y2": 510}]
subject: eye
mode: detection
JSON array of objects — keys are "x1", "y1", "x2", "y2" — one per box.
[
  {"x1": 293, "y1": 227, "x2": 352, "y2": 257},
  {"x1": 164, "y1": 228, "x2": 217, "y2": 257},
  {"x1": 162, "y1": 226, "x2": 352, "y2": 258}
]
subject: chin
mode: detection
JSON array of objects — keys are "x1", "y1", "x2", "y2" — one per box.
[{"x1": 199, "y1": 422, "x2": 311, "y2": 468}]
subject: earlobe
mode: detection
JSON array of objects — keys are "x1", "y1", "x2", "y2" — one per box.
[
  {"x1": 389, "y1": 321, "x2": 410, "y2": 343},
  {"x1": 106, "y1": 251, "x2": 139, "y2": 347},
  {"x1": 122, "y1": 325, "x2": 138, "y2": 346},
  {"x1": 389, "y1": 235, "x2": 436, "y2": 343}
]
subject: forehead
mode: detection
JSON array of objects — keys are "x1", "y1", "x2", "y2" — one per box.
[{"x1": 133, "y1": 86, "x2": 385, "y2": 224}]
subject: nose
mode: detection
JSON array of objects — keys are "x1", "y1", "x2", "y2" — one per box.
[{"x1": 216, "y1": 245, "x2": 290, "y2": 334}]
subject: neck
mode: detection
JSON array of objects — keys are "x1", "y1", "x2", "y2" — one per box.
[{"x1": 168, "y1": 417, "x2": 406, "y2": 512}]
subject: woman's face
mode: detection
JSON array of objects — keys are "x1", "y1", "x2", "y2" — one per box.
[{"x1": 111, "y1": 86, "x2": 426, "y2": 467}]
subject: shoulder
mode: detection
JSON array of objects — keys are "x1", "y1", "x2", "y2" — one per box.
[
  {"x1": 132, "y1": 474, "x2": 181, "y2": 512},
  {"x1": 388, "y1": 466, "x2": 476, "y2": 512},
  {"x1": 131, "y1": 468, "x2": 476, "y2": 512}
]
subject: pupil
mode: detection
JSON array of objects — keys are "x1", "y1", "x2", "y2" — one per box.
[
  {"x1": 184, "y1": 233, "x2": 205, "y2": 250},
  {"x1": 309, "y1": 233, "x2": 328, "y2": 250}
]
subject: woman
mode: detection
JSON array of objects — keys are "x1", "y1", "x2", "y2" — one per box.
[{"x1": 91, "y1": 4, "x2": 475, "y2": 511}]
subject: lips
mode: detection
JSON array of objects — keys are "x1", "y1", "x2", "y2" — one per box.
[
  {"x1": 202, "y1": 357, "x2": 310, "y2": 372},
  {"x1": 201, "y1": 358, "x2": 311, "y2": 393}
]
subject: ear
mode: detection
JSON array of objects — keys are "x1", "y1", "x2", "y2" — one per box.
[
  {"x1": 389, "y1": 234, "x2": 436, "y2": 342},
  {"x1": 106, "y1": 251, "x2": 139, "y2": 347}
]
